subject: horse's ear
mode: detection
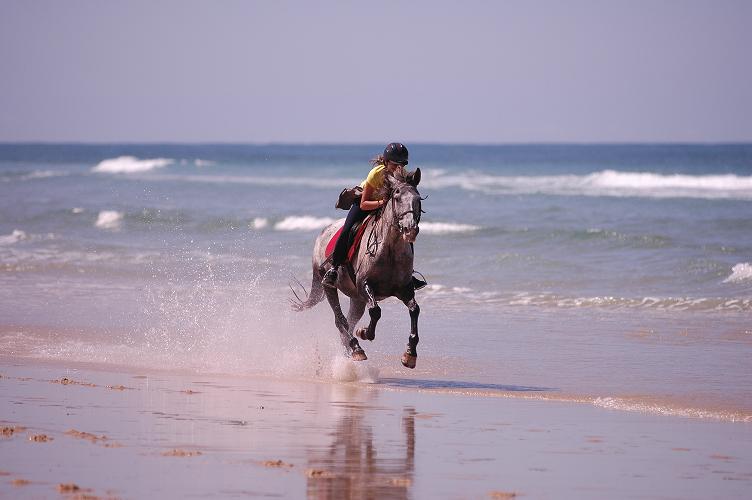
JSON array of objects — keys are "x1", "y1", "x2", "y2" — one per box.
[{"x1": 407, "y1": 168, "x2": 421, "y2": 187}]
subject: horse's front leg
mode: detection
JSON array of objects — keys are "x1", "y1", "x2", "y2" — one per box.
[
  {"x1": 400, "y1": 294, "x2": 420, "y2": 369},
  {"x1": 348, "y1": 297, "x2": 366, "y2": 339},
  {"x1": 324, "y1": 287, "x2": 367, "y2": 361},
  {"x1": 355, "y1": 281, "x2": 381, "y2": 342}
]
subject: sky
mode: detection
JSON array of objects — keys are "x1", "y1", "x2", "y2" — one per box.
[{"x1": 1, "y1": 0, "x2": 751, "y2": 143}]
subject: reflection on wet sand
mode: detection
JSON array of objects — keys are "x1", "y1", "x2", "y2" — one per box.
[{"x1": 306, "y1": 387, "x2": 415, "y2": 499}]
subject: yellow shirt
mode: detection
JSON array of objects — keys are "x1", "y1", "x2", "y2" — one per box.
[{"x1": 360, "y1": 164, "x2": 386, "y2": 193}]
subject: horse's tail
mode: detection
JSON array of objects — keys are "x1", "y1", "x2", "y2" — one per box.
[{"x1": 289, "y1": 266, "x2": 325, "y2": 312}]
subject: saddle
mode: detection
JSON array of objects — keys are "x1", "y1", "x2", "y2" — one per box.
[{"x1": 325, "y1": 215, "x2": 373, "y2": 263}]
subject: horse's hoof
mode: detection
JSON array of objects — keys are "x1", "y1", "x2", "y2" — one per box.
[
  {"x1": 352, "y1": 349, "x2": 368, "y2": 361},
  {"x1": 401, "y1": 353, "x2": 416, "y2": 369}
]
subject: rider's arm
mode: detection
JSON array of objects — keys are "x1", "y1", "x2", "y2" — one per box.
[{"x1": 360, "y1": 183, "x2": 385, "y2": 211}]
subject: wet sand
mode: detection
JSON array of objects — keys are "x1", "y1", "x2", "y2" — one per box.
[{"x1": 1, "y1": 357, "x2": 751, "y2": 499}]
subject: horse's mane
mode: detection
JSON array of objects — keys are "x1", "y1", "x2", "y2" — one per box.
[{"x1": 375, "y1": 169, "x2": 418, "y2": 201}]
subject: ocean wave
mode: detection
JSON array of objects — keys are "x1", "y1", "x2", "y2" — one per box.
[
  {"x1": 422, "y1": 169, "x2": 752, "y2": 200},
  {"x1": 0, "y1": 169, "x2": 70, "y2": 182},
  {"x1": 723, "y1": 262, "x2": 752, "y2": 283},
  {"x1": 0, "y1": 229, "x2": 28, "y2": 245},
  {"x1": 421, "y1": 286, "x2": 752, "y2": 312},
  {"x1": 92, "y1": 156, "x2": 174, "y2": 173},
  {"x1": 507, "y1": 293, "x2": 752, "y2": 312},
  {"x1": 274, "y1": 216, "x2": 336, "y2": 231},
  {"x1": 268, "y1": 216, "x2": 478, "y2": 234},
  {"x1": 420, "y1": 222, "x2": 481, "y2": 234},
  {"x1": 119, "y1": 168, "x2": 752, "y2": 199},
  {"x1": 251, "y1": 217, "x2": 269, "y2": 230},
  {"x1": 95, "y1": 210, "x2": 124, "y2": 230}
]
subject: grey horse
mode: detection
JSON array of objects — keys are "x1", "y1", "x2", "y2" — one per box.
[{"x1": 292, "y1": 168, "x2": 424, "y2": 368}]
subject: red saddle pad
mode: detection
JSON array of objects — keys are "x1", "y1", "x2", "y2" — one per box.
[{"x1": 325, "y1": 215, "x2": 372, "y2": 262}]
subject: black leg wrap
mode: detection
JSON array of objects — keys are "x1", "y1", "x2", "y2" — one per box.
[
  {"x1": 407, "y1": 335, "x2": 419, "y2": 356},
  {"x1": 369, "y1": 305, "x2": 381, "y2": 322}
]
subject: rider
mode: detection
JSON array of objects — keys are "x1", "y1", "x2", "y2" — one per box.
[{"x1": 322, "y1": 142, "x2": 426, "y2": 290}]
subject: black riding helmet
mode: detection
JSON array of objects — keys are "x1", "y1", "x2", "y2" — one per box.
[{"x1": 384, "y1": 142, "x2": 408, "y2": 165}]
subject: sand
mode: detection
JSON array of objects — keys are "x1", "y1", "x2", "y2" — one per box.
[{"x1": 1, "y1": 356, "x2": 751, "y2": 499}]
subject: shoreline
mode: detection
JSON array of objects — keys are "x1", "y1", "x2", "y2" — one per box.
[{"x1": 2, "y1": 350, "x2": 750, "y2": 425}]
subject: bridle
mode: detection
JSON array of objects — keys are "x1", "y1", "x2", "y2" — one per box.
[
  {"x1": 387, "y1": 186, "x2": 425, "y2": 230},
  {"x1": 364, "y1": 182, "x2": 426, "y2": 259}
]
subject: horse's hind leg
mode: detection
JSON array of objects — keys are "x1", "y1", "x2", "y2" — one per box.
[
  {"x1": 324, "y1": 287, "x2": 367, "y2": 361},
  {"x1": 400, "y1": 292, "x2": 420, "y2": 369},
  {"x1": 355, "y1": 281, "x2": 381, "y2": 341}
]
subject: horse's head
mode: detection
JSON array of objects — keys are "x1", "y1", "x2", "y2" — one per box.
[{"x1": 384, "y1": 168, "x2": 423, "y2": 243}]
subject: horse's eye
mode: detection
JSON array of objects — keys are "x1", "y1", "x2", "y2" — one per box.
[{"x1": 394, "y1": 188, "x2": 401, "y2": 196}]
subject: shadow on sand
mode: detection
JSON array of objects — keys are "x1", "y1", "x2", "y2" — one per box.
[{"x1": 377, "y1": 378, "x2": 556, "y2": 393}]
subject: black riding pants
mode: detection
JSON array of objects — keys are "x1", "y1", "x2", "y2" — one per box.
[{"x1": 331, "y1": 199, "x2": 373, "y2": 266}]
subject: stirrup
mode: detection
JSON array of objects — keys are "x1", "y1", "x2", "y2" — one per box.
[
  {"x1": 321, "y1": 267, "x2": 339, "y2": 289},
  {"x1": 412, "y1": 270, "x2": 428, "y2": 291}
]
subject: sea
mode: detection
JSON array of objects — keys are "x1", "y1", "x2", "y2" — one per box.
[{"x1": 1, "y1": 144, "x2": 751, "y2": 422}]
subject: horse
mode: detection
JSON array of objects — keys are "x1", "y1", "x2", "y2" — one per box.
[{"x1": 291, "y1": 168, "x2": 424, "y2": 368}]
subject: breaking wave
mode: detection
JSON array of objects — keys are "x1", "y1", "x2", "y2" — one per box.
[
  {"x1": 274, "y1": 216, "x2": 336, "y2": 231},
  {"x1": 111, "y1": 168, "x2": 752, "y2": 200},
  {"x1": 723, "y1": 262, "x2": 752, "y2": 283},
  {"x1": 268, "y1": 216, "x2": 480, "y2": 234},
  {"x1": 95, "y1": 210, "x2": 124, "y2": 230},
  {"x1": 0, "y1": 229, "x2": 28, "y2": 245},
  {"x1": 92, "y1": 156, "x2": 174, "y2": 173},
  {"x1": 422, "y1": 169, "x2": 752, "y2": 200},
  {"x1": 420, "y1": 222, "x2": 481, "y2": 234}
]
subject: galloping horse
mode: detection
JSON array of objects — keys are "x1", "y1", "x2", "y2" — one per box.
[{"x1": 292, "y1": 168, "x2": 424, "y2": 368}]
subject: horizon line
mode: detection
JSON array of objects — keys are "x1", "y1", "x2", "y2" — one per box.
[{"x1": 2, "y1": 140, "x2": 752, "y2": 147}]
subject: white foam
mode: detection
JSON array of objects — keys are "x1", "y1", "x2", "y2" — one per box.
[
  {"x1": 0, "y1": 229, "x2": 28, "y2": 245},
  {"x1": 274, "y1": 215, "x2": 336, "y2": 231},
  {"x1": 251, "y1": 217, "x2": 269, "y2": 230},
  {"x1": 194, "y1": 159, "x2": 216, "y2": 167},
  {"x1": 723, "y1": 262, "x2": 752, "y2": 283},
  {"x1": 420, "y1": 222, "x2": 481, "y2": 234},
  {"x1": 593, "y1": 396, "x2": 751, "y2": 423},
  {"x1": 506, "y1": 292, "x2": 752, "y2": 311},
  {"x1": 423, "y1": 169, "x2": 752, "y2": 200},
  {"x1": 95, "y1": 210, "x2": 123, "y2": 230},
  {"x1": 92, "y1": 156, "x2": 174, "y2": 173},
  {"x1": 72, "y1": 207, "x2": 85, "y2": 214},
  {"x1": 418, "y1": 289, "x2": 752, "y2": 312}
]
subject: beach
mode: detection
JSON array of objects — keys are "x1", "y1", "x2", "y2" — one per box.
[
  {"x1": 2, "y1": 356, "x2": 751, "y2": 499},
  {"x1": 1, "y1": 143, "x2": 751, "y2": 498}
]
